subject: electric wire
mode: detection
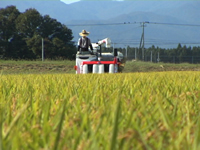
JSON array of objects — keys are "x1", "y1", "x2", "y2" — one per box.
[
  {"x1": 67, "y1": 22, "x2": 134, "y2": 26},
  {"x1": 69, "y1": 21, "x2": 200, "y2": 47},
  {"x1": 67, "y1": 21, "x2": 200, "y2": 27},
  {"x1": 147, "y1": 22, "x2": 200, "y2": 27}
]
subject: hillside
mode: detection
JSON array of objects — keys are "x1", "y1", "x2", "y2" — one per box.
[{"x1": 2, "y1": 1, "x2": 198, "y2": 23}]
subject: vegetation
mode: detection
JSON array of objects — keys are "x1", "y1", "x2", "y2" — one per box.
[
  {"x1": 0, "y1": 6, "x2": 76, "y2": 60},
  {"x1": 0, "y1": 60, "x2": 75, "y2": 74},
  {"x1": 1, "y1": 60, "x2": 200, "y2": 74},
  {"x1": 1, "y1": 72, "x2": 200, "y2": 149},
  {"x1": 118, "y1": 44, "x2": 200, "y2": 64},
  {"x1": 123, "y1": 61, "x2": 200, "y2": 72},
  {"x1": 1, "y1": 4, "x2": 200, "y2": 150}
]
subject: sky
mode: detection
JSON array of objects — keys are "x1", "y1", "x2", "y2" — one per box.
[
  {"x1": 60, "y1": 0, "x2": 80, "y2": 4},
  {"x1": 60, "y1": 0, "x2": 123, "y2": 4}
]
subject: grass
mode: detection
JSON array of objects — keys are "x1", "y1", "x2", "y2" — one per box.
[
  {"x1": 0, "y1": 60, "x2": 75, "y2": 74},
  {"x1": 1, "y1": 60, "x2": 200, "y2": 74},
  {"x1": 1, "y1": 72, "x2": 200, "y2": 149},
  {"x1": 123, "y1": 61, "x2": 200, "y2": 72}
]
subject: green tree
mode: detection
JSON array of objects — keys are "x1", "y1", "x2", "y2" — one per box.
[
  {"x1": 15, "y1": 8, "x2": 43, "y2": 38},
  {"x1": 26, "y1": 35, "x2": 43, "y2": 59},
  {"x1": 192, "y1": 46, "x2": 200, "y2": 56},
  {"x1": 14, "y1": 8, "x2": 43, "y2": 59},
  {"x1": 22, "y1": 14, "x2": 76, "y2": 59},
  {"x1": 0, "y1": 6, "x2": 21, "y2": 58}
]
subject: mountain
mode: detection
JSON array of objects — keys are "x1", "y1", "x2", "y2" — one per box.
[
  {"x1": 0, "y1": 0, "x2": 81, "y2": 22},
  {"x1": 67, "y1": 12, "x2": 199, "y2": 48},
  {"x1": 1, "y1": 0, "x2": 200, "y2": 48},
  {"x1": 66, "y1": 1, "x2": 200, "y2": 48},
  {"x1": 1, "y1": 1, "x2": 199, "y2": 23}
]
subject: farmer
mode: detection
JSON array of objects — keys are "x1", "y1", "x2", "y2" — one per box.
[{"x1": 77, "y1": 29, "x2": 93, "y2": 54}]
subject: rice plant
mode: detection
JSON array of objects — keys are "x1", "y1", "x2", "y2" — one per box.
[{"x1": 0, "y1": 71, "x2": 200, "y2": 150}]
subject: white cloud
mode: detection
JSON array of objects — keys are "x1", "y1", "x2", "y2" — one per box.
[
  {"x1": 60, "y1": 0, "x2": 80, "y2": 4},
  {"x1": 61, "y1": 0, "x2": 124, "y2": 4}
]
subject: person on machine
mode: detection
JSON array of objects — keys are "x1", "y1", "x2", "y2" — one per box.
[{"x1": 77, "y1": 30, "x2": 93, "y2": 54}]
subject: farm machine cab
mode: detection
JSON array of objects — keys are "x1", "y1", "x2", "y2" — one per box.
[{"x1": 74, "y1": 38, "x2": 125, "y2": 74}]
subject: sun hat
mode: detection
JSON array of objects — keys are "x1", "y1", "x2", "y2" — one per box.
[{"x1": 79, "y1": 30, "x2": 90, "y2": 36}]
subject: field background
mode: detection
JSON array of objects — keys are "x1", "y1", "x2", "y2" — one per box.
[
  {"x1": 1, "y1": 61, "x2": 200, "y2": 149},
  {"x1": 1, "y1": 60, "x2": 200, "y2": 74}
]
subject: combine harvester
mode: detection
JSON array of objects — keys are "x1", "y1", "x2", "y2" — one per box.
[{"x1": 74, "y1": 38, "x2": 125, "y2": 74}]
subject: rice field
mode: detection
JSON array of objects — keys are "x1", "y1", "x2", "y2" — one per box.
[{"x1": 0, "y1": 71, "x2": 200, "y2": 150}]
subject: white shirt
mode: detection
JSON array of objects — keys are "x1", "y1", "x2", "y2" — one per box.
[{"x1": 78, "y1": 37, "x2": 91, "y2": 48}]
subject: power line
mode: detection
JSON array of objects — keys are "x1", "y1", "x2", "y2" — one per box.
[
  {"x1": 67, "y1": 21, "x2": 200, "y2": 27},
  {"x1": 67, "y1": 22, "x2": 135, "y2": 26},
  {"x1": 147, "y1": 22, "x2": 200, "y2": 27},
  {"x1": 114, "y1": 40, "x2": 200, "y2": 45}
]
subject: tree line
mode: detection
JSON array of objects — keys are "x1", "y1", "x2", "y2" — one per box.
[
  {"x1": 0, "y1": 5, "x2": 76, "y2": 60},
  {"x1": 101, "y1": 43, "x2": 200, "y2": 63},
  {"x1": 116, "y1": 44, "x2": 200, "y2": 63}
]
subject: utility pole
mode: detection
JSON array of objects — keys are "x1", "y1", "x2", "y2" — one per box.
[
  {"x1": 139, "y1": 21, "x2": 149, "y2": 61},
  {"x1": 142, "y1": 22, "x2": 145, "y2": 61},
  {"x1": 135, "y1": 48, "x2": 137, "y2": 60},
  {"x1": 42, "y1": 38, "x2": 44, "y2": 62},
  {"x1": 113, "y1": 43, "x2": 115, "y2": 51},
  {"x1": 124, "y1": 45, "x2": 128, "y2": 58},
  {"x1": 157, "y1": 52, "x2": 160, "y2": 63}
]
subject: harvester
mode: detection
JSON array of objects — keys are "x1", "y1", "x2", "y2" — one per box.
[{"x1": 74, "y1": 38, "x2": 125, "y2": 74}]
